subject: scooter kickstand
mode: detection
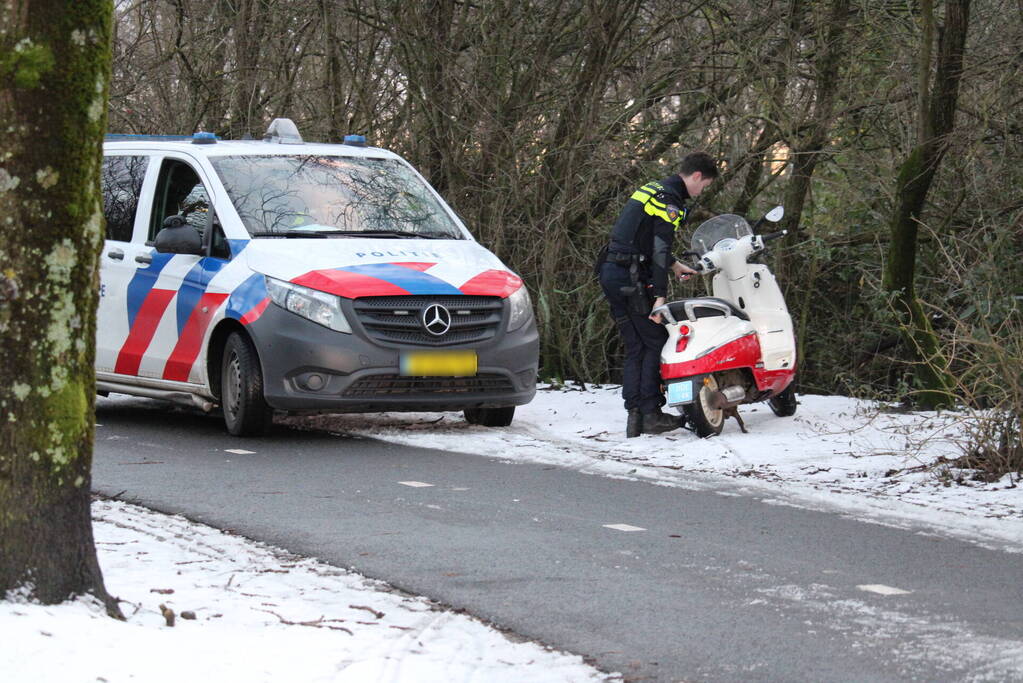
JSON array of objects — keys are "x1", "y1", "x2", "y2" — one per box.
[{"x1": 724, "y1": 407, "x2": 748, "y2": 433}]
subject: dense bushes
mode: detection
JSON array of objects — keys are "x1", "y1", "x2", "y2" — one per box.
[{"x1": 109, "y1": 1, "x2": 1021, "y2": 436}]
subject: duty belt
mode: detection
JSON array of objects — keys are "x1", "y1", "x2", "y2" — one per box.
[{"x1": 606, "y1": 251, "x2": 646, "y2": 266}]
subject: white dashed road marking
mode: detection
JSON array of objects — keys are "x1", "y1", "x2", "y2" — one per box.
[
  {"x1": 603, "y1": 524, "x2": 647, "y2": 532},
  {"x1": 857, "y1": 584, "x2": 912, "y2": 596},
  {"x1": 224, "y1": 449, "x2": 256, "y2": 455},
  {"x1": 399, "y1": 481, "x2": 434, "y2": 488}
]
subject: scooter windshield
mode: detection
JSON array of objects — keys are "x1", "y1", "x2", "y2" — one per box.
[{"x1": 690, "y1": 214, "x2": 753, "y2": 255}]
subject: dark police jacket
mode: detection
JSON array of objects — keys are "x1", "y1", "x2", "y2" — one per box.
[{"x1": 607, "y1": 175, "x2": 691, "y2": 298}]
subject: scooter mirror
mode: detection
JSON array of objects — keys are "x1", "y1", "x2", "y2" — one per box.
[{"x1": 765, "y1": 206, "x2": 785, "y2": 223}]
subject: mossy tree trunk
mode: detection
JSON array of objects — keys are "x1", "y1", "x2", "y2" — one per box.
[
  {"x1": 0, "y1": 0, "x2": 120, "y2": 616},
  {"x1": 882, "y1": 0, "x2": 970, "y2": 409}
]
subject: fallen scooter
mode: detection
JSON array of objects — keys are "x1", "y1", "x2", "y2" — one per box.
[{"x1": 654, "y1": 207, "x2": 797, "y2": 437}]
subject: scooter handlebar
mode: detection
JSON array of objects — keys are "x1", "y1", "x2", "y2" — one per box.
[{"x1": 761, "y1": 229, "x2": 788, "y2": 243}]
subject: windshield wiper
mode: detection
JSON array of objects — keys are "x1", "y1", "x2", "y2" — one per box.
[
  {"x1": 249, "y1": 228, "x2": 330, "y2": 238},
  {"x1": 330, "y1": 229, "x2": 451, "y2": 240},
  {"x1": 249, "y1": 228, "x2": 453, "y2": 239}
]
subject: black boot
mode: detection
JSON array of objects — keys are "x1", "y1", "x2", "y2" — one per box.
[
  {"x1": 642, "y1": 410, "x2": 682, "y2": 435},
  {"x1": 626, "y1": 409, "x2": 643, "y2": 438}
]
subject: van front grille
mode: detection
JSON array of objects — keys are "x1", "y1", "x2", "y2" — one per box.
[{"x1": 352, "y1": 295, "x2": 503, "y2": 347}]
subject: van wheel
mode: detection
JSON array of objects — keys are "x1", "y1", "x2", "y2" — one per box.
[
  {"x1": 769, "y1": 384, "x2": 798, "y2": 417},
  {"x1": 464, "y1": 406, "x2": 515, "y2": 427},
  {"x1": 221, "y1": 331, "x2": 272, "y2": 436},
  {"x1": 683, "y1": 375, "x2": 725, "y2": 438}
]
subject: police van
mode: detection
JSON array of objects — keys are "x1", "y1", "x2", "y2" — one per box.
[{"x1": 98, "y1": 119, "x2": 538, "y2": 435}]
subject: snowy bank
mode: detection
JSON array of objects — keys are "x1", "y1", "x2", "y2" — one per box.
[{"x1": 1, "y1": 499, "x2": 611, "y2": 683}]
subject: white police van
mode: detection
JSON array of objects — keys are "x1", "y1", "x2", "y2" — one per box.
[{"x1": 98, "y1": 119, "x2": 538, "y2": 435}]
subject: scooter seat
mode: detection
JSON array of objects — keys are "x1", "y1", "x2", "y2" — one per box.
[{"x1": 667, "y1": 297, "x2": 750, "y2": 322}]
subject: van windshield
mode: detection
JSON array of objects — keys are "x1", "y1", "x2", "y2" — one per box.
[{"x1": 210, "y1": 155, "x2": 464, "y2": 239}]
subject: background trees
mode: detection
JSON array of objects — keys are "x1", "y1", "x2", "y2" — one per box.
[
  {"x1": 0, "y1": 0, "x2": 121, "y2": 614},
  {"x1": 104, "y1": 0, "x2": 1020, "y2": 453}
]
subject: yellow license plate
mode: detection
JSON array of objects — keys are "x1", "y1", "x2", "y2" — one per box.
[{"x1": 400, "y1": 350, "x2": 478, "y2": 377}]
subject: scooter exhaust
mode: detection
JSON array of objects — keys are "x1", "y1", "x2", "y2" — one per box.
[{"x1": 709, "y1": 385, "x2": 746, "y2": 409}]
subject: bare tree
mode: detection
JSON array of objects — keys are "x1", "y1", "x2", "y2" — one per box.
[{"x1": 101, "y1": 0, "x2": 1022, "y2": 407}]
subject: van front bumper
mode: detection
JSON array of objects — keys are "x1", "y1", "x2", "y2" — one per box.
[{"x1": 246, "y1": 302, "x2": 538, "y2": 413}]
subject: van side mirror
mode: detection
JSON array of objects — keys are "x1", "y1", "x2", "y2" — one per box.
[{"x1": 154, "y1": 214, "x2": 203, "y2": 255}]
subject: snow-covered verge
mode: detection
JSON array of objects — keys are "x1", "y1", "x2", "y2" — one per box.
[
  {"x1": 287, "y1": 387, "x2": 1022, "y2": 552},
  {"x1": 0, "y1": 499, "x2": 612, "y2": 683}
]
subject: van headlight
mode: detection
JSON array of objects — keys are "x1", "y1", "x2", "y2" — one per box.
[
  {"x1": 507, "y1": 285, "x2": 533, "y2": 332},
  {"x1": 265, "y1": 276, "x2": 352, "y2": 334}
]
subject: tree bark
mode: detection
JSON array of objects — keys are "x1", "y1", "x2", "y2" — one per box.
[
  {"x1": 0, "y1": 0, "x2": 121, "y2": 616},
  {"x1": 882, "y1": 0, "x2": 971, "y2": 408}
]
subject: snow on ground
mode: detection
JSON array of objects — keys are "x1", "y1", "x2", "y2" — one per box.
[
  {"x1": 287, "y1": 386, "x2": 1022, "y2": 553},
  {"x1": 0, "y1": 499, "x2": 612, "y2": 683}
]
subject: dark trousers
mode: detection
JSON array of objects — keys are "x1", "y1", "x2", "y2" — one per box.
[{"x1": 599, "y1": 262, "x2": 668, "y2": 413}]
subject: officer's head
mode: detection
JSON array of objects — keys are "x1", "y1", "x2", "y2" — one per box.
[{"x1": 679, "y1": 152, "x2": 719, "y2": 197}]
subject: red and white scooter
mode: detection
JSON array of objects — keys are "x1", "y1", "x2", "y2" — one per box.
[{"x1": 654, "y1": 207, "x2": 797, "y2": 437}]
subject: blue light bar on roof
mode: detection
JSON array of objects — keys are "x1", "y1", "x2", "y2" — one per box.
[
  {"x1": 104, "y1": 132, "x2": 221, "y2": 143},
  {"x1": 104, "y1": 134, "x2": 192, "y2": 141}
]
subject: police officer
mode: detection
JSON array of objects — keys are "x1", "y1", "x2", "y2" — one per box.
[{"x1": 598, "y1": 152, "x2": 719, "y2": 437}]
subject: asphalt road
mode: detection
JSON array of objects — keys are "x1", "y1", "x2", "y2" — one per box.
[{"x1": 92, "y1": 399, "x2": 1023, "y2": 682}]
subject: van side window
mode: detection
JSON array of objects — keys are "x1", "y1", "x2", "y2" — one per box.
[
  {"x1": 149, "y1": 159, "x2": 211, "y2": 242},
  {"x1": 100, "y1": 155, "x2": 147, "y2": 242},
  {"x1": 208, "y1": 219, "x2": 231, "y2": 260}
]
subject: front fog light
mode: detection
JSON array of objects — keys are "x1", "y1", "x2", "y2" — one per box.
[
  {"x1": 265, "y1": 276, "x2": 352, "y2": 333},
  {"x1": 507, "y1": 284, "x2": 533, "y2": 332}
]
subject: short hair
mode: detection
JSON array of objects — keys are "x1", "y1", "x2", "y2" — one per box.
[{"x1": 679, "y1": 152, "x2": 719, "y2": 180}]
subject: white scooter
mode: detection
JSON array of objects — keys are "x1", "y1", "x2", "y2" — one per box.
[{"x1": 654, "y1": 207, "x2": 797, "y2": 437}]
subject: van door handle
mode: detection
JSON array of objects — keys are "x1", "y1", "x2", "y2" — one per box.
[
  {"x1": 135, "y1": 253, "x2": 153, "y2": 265},
  {"x1": 106, "y1": 249, "x2": 125, "y2": 261}
]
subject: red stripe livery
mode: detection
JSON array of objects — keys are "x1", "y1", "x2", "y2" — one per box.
[
  {"x1": 162, "y1": 293, "x2": 230, "y2": 381},
  {"x1": 459, "y1": 270, "x2": 522, "y2": 298},
  {"x1": 292, "y1": 269, "x2": 408, "y2": 298},
  {"x1": 114, "y1": 288, "x2": 177, "y2": 376},
  {"x1": 239, "y1": 298, "x2": 270, "y2": 326}
]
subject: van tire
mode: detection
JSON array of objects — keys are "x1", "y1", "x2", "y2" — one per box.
[
  {"x1": 464, "y1": 406, "x2": 515, "y2": 427},
  {"x1": 221, "y1": 331, "x2": 272, "y2": 436}
]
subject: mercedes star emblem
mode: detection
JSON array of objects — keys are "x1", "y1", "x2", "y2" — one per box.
[{"x1": 422, "y1": 303, "x2": 452, "y2": 336}]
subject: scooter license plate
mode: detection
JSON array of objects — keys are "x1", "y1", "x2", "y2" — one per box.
[
  {"x1": 667, "y1": 380, "x2": 694, "y2": 405},
  {"x1": 400, "y1": 350, "x2": 478, "y2": 377}
]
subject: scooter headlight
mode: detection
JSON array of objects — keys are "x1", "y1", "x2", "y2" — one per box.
[
  {"x1": 265, "y1": 276, "x2": 352, "y2": 333},
  {"x1": 507, "y1": 284, "x2": 534, "y2": 332}
]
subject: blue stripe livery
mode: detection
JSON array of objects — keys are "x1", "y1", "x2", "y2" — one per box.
[
  {"x1": 125, "y1": 253, "x2": 175, "y2": 328},
  {"x1": 175, "y1": 257, "x2": 228, "y2": 334},
  {"x1": 340, "y1": 263, "x2": 462, "y2": 295},
  {"x1": 226, "y1": 273, "x2": 268, "y2": 320},
  {"x1": 228, "y1": 239, "x2": 250, "y2": 258}
]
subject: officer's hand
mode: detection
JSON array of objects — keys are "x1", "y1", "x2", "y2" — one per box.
[
  {"x1": 649, "y1": 296, "x2": 667, "y2": 323},
  {"x1": 672, "y1": 261, "x2": 698, "y2": 281}
]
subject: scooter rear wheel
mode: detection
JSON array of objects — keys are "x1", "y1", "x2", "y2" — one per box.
[{"x1": 684, "y1": 375, "x2": 725, "y2": 438}]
